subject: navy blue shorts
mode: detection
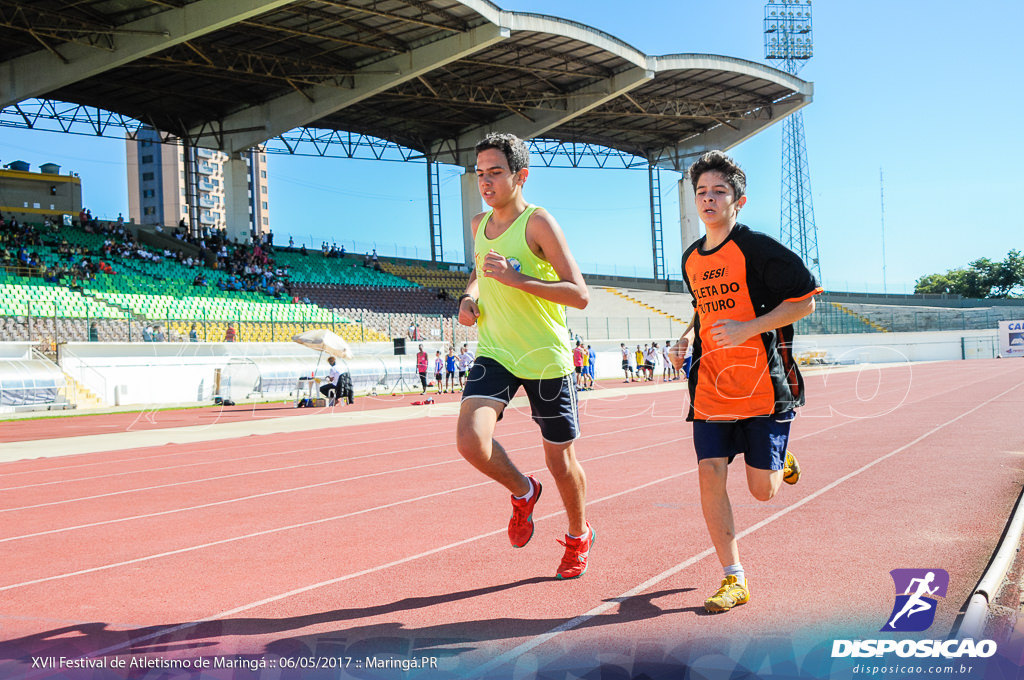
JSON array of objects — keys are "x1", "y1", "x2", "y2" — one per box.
[
  {"x1": 462, "y1": 356, "x2": 580, "y2": 444},
  {"x1": 692, "y1": 411, "x2": 795, "y2": 471}
]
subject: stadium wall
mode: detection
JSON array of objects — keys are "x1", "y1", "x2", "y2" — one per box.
[
  {"x1": 44, "y1": 328, "x2": 1006, "y2": 409},
  {"x1": 792, "y1": 329, "x2": 999, "y2": 364},
  {"x1": 824, "y1": 291, "x2": 1024, "y2": 309}
]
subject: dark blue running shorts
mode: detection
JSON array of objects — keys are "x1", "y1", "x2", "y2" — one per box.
[
  {"x1": 462, "y1": 356, "x2": 580, "y2": 444},
  {"x1": 692, "y1": 410, "x2": 795, "y2": 471}
]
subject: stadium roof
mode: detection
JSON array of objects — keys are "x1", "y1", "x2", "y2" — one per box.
[{"x1": 0, "y1": 0, "x2": 812, "y2": 170}]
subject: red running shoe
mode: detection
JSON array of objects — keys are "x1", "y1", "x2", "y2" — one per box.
[
  {"x1": 508, "y1": 476, "x2": 542, "y2": 548},
  {"x1": 555, "y1": 523, "x2": 595, "y2": 580}
]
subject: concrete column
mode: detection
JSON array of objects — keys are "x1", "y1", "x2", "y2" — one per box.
[
  {"x1": 678, "y1": 175, "x2": 701, "y2": 291},
  {"x1": 224, "y1": 153, "x2": 252, "y2": 245},
  {"x1": 460, "y1": 169, "x2": 481, "y2": 270}
]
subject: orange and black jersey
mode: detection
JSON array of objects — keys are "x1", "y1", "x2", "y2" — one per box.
[{"x1": 682, "y1": 224, "x2": 822, "y2": 421}]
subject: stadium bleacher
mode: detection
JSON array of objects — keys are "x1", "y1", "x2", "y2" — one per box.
[{"x1": 4, "y1": 218, "x2": 1021, "y2": 350}]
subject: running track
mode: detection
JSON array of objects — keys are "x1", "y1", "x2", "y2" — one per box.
[{"x1": 1, "y1": 359, "x2": 1022, "y2": 679}]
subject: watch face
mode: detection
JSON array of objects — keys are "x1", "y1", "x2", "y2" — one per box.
[{"x1": 508, "y1": 257, "x2": 522, "y2": 272}]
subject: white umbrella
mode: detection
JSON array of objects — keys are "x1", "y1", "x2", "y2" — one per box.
[
  {"x1": 292, "y1": 328, "x2": 354, "y2": 395},
  {"x1": 291, "y1": 328, "x2": 353, "y2": 359}
]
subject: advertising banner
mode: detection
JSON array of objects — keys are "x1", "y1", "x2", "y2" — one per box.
[{"x1": 999, "y1": 320, "x2": 1024, "y2": 357}]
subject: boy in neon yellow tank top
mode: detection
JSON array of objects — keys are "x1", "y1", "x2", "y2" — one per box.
[{"x1": 456, "y1": 133, "x2": 595, "y2": 580}]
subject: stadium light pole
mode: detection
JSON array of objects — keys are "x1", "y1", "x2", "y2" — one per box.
[
  {"x1": 880, "y1": 168, "x2": 887, "y2": 294},
  {"x1": 764, "y1": 0, "x2": 822, "y2": 286}
]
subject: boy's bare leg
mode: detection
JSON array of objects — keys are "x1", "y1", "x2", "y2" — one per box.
[
  {"x1": 698, "y1": 458, "x2": 740, "y2": 567},
  {"x1": 456, "y1": 397, "x2": 531, "y2": 496},
  {"x1": 543, "y1": 439, "x2": 587, "y2": 537},
  {"x1": 746, "y1": 465, "x2": 785, "y2": 502}
]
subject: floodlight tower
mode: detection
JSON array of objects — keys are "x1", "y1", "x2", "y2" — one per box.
[{"x1": 765, "y1": 0, "x2": 821, "y2": 284}]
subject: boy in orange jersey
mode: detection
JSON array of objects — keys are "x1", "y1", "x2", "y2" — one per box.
[{"x1": 669, "y1": 150, "x2": 821, "y2": 612}]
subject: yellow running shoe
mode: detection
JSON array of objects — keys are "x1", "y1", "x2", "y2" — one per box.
[
  {"x1": 704, "y1": 575, "x2": 750, "y2": 613},
  {"x1": 783, "y1": 449, "x2": 801, "y2": 485}
]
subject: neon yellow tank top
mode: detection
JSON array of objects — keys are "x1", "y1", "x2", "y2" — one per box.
[{"x1": 474, "y1": 205, "x2": 573, "y2": 379}]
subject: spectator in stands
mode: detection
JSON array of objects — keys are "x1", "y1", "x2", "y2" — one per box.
[
  {"x1": 224, "y1": 324, "x2": 236, "y2": 342},
  {"x1": 416, "y1": 344, "x2": 429, "y2": 394},
  {"x1": 142, "y1": 325, "x2": 154, "y2": 342},
  {"x1": 153, "y1": 325, "x2": 166, "y2": 342},
  {"x1": 89, "y1": 322, "x2": 99, "y2": 342},
  {"x1": 189, "y1": 323, "x2": 199, "y2": 342}
]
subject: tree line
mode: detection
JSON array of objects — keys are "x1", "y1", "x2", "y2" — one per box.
[{"x1": 914, "y1": 249, "x2": 1024, "y2": 298}]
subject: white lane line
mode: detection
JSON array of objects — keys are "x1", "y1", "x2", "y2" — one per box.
[
  {"x1": 0, "y1": 423, "x2": 523, "y2": 491},
  {"x1": 81, "y1": 467, "x2": 697, "y2": 660},
  {"x1": 0, "y1": 433, "x2": 692, "y2": 580},
  {"x1": 2, "y1": 419, "x2": 647, "y2": 524},
  {"x1": 0, "y1": 382, "x2": 676, "y2": 464},
  {"x1": 22, "y1": 365, "x2": 1015, "y2": 662},
  {"x1": 0, "y1": 439, "x2": 457, "y2": 502},
  {"x1": 0, "y1": 458, "x2": 459, "y2": 547}
]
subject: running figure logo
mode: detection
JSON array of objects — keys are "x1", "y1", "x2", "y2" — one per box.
[{"x1": 881, "y1": 568, "x2": 949, "y2": 632}]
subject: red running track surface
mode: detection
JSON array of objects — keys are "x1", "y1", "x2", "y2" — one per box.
[{"x1": 0, "y1": 359, "x2": 1022, "y2": 679}]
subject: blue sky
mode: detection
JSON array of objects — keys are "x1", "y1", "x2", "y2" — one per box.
[{"x1": 2, "y1": 1, "x2": 1021, "y2": 294}]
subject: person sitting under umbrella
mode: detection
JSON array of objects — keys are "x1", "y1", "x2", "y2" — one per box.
[{"x1": 319, "y1": 356, "x2": 354, "y2": 406}]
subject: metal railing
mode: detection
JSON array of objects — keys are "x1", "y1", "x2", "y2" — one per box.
[
  {"x1": 0, "y1": 302, "x2": 479, "y2": 348},
  {"x1": 2, "y1": 297, "x2": 1018, "y2": 347}
]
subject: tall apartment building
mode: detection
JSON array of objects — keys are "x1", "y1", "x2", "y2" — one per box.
[{"x1": 126, "y1": 128, "x2": 269, "y2": 243}]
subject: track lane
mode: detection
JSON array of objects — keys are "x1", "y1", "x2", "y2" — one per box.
[{"x1": 0, "y1": 360, "x2": 1021, "y2": 676}]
